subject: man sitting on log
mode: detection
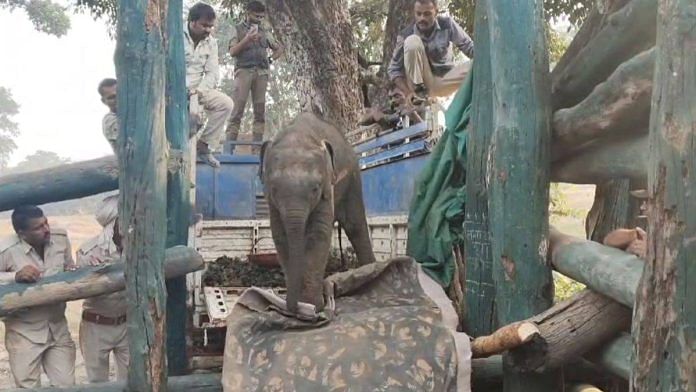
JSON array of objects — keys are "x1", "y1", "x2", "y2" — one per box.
[
  {"x1": 76, "y1": 214, "x2": 128, "y2": 383},
  {"x1": 0, "y1": 206, "x2": 76, "y2": 388},
  {"x1": 186, "y1": 2, "x2": 235, "y2": 168},
  {"x1": 387, "y1": 0, "x2": 474, "y2": 102}
]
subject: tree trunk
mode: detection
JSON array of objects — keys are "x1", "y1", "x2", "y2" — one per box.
[
  {"x1": 585, "y1": 179, "x2": 643, "y2": 242},
  {"x1": 551, "y1": 0, "x2": 657, "y2": 110},
  {"x1": 463, "y1": 1, "x2": 496, "y2": 337},
  {"x1": 552, "y1": 48, "x2": 654, "y2": 157},
  {"x1": 507, "y1": 289, "x2": 632, "y2": 373},
  {"x1": 551, "y1": 134, "x2": 648, "y2": 185},
  {"x1": 631, "y1": 0, "x2": 696, "y2": 389},
  {"x1": 487, "y1": 0, "x2": 557, "y2": 389},
  {"x1": 0, "y1": 247, "x2": 203, "y2": 318},
  {"x1": 0, "y1": 156, "x2": 118, "y2": 212},
  {"x1": 165, "y1": 0, "x2": 192, "y2": 375},
  {"x1": 115, "y1": 0, "x2": 168, "y2": 388},
  {"x1": 265, "y1": 0, "x2": 362, "y2": 131}
]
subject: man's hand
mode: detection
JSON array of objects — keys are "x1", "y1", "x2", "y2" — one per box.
[
  {"x1": 626, "y1": 227, "x2": 647, "y2": 259},
  {"x1": 15, "y1": 265, "x2": 41, "y2": 283},
  {"x1": 244, "y1": 26, "x2": 261, "y2": 43}
]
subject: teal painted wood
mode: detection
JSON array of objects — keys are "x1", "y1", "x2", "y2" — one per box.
[
  {"x1": 165, "y1": 0, "x2": 191, "y2": 376},
  {"x1": 550, "y1": 231, "x2": 643, "y2": 307},
  {"x1": 631, "y1": 0, "x2": 696, "y2": 389},
  {"x1": 550, "y1": 0, "x2": 657, "y2": 110},
  {"x1": 592, "y1": 332, "x2": 632, "y2": 381},
  {"x1": 487, "y1": 0, "x2": 557, "y2": 389},
  {"x1": 0, "y1": 156, "x2": 118, "y2": 212},
  {"x1": 115, "y1": 0, "x2": 169, "y2": 389},
  {"x1": 463, "y1": 2, "x2": 496, "y2": 337}
]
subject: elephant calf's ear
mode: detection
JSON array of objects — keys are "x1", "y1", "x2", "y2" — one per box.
[
  {"x1": 322, "y1": 140, "x2": 336, "y2": 184},
  {"x1": 258, "y1": 141, "x2": 271, "y2": 182}
]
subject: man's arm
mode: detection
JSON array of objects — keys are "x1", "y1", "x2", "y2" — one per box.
[
  {"x1": 0, "y1": 253, "x2": 16, "y2": 284},
  {"x1": 102, "y1": 114, "x2": 119, "y2": 155},
  {"x1": 450, "y1": 18, "x2": 474, "y2": 58},
  {"x1": 199, "y1": 39, "x2": 220, "y2": 91},
  {"x1": 229, "y1": 27, "x2": 260, "y2": 57},
  {"x1": 268, "y1": 31, "x2": 284, "y2": 61}
]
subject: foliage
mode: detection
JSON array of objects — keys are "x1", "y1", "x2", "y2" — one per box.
[
  {"x1": 553, "y1": 272, "x2": 585, "y2": 302},
  {"x1": 3, "y1": 150, "x2": 71, "y2": 175},
  {"x1": 547, "y1": 23, "x2": 572, "y2": 65},
  {"x1": 3, "y1": 0, "x2": 71, "y2": 36},
  {"x1": 0, "y1": 87, "x2": 20, "y2": 169},
  {"x1": 549, "y1": 183, "x2": 582, "y2": 218}
]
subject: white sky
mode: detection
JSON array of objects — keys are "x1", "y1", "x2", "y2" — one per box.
[{"x1": 0, "y1": 7, "x2": 116, "y2": 166}]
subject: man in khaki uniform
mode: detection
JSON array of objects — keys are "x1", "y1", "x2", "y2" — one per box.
[
  {"x1": 186, "y1": 2, "x2": 235, "y2": 167},
  {"x1": 98, "y1": 78, "x2": 119, "y2": 157},
  {"x1": 226, "y1": 0, "x2": 283, "y2": 154},
  {"x1": 76, "y1": 217, "x2": 128, "y2": 383},
  {"x1": 0, "y1": 205, "x2": 76, "y2": 388},
  {"x1": 388, "y1": 0, "x2": 474, "y2": 100}
]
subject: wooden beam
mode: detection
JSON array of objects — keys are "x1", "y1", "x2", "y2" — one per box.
[
  {"x1": 487, "y1": 0, "x2": 558, "y2": 389},
  {"x1": 508, "y1": 289, "x2": 631, "y2": 373},
  {"x1": 164, "y1": 0, "x2": 191, "y2": 376},
  {"x1": 549, "y1": 230, "x2": 643, "y2": 307},
  {"x1": 0, "y1": 156, "x2": 118, "y2": 212},
  {"x1": 5, "y1": 373, "x2": 223, "y2": 392},
  {"x1": 552, "y1": 48, "x2": 654, "y2": 156},
  {"x1": 587, "y1": 332, "x2": 632, "y2": 381},
  {"x1": 463, "y1": 0, "x2": 496, "y2": 337},
  {"x1": 632, "y1": 0, "x2": 696, "y2": 389},
  {"x1": 0, "y1": 246, "x2": 202, "y2": 318},
  {"x1": 551, "y1": 0, "x2": 657, "y2": 109},
  {"x1": 115, "y1": 0, "x2": 169, "y2": 388},
  {"x1": 551, "y1": 134, "x2": 648, "y2": 184}
]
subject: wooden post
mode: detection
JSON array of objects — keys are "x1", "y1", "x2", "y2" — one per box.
[
  {"x1": 487, "y1": 0, "x2": 557, "y2": 389},
  {"x1": 165, "y1": 0, "x2": 191, "y2": 376},
  {"x1": 631, "y1": 0, "x2": 696, "y2": 389},
  {"x1": 463, "y1": 1, "x2": 496, "y2": 337},
  {"x1": 585, "y1": 180, "x2": 643, "y2": 242},
  {"x1": 115, "y1": 0, "x2": 168, "y2": 389}
]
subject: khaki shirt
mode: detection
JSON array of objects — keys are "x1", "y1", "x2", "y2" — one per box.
[
  {"x1": 0, "y1": 229, "x2": 74, "y2": 344},
  {"x1": 76, "y1": 234, "x2": 126, "y2": 318},
  {"x1": 228, "y1": 21, "x2": 279, "y2": 76},
  {"x1": 184, "y1": 28, "x2": 220, "y2": 92},
  {"x1": 102, "y1": 111, "x2": 119, "y2": 157}
]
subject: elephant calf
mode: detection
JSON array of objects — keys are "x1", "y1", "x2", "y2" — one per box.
[{"x1": 260, "y1": 112, "x2": 377, "y2": 314}]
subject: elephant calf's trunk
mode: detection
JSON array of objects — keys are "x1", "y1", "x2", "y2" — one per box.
[{"x1": 283, "y1": 216, "x2": 307, "y2": 315}]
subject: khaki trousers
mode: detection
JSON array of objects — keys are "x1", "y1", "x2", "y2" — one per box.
[
  {"x1": 5, "y1": 326, "x2": 76, "y2": 388},
  {"x1": 403, "y1": 35, "x2": 471, "y2": 97},
  {"x1": 79, "y1": 319, "x2": 129, "y2": 383},
  {"x1": 196, "y1": 89, "x2": 235, "y2": 149},
  {"x1": 226, "y1": 67, "x2": 269, "y2": 144}
]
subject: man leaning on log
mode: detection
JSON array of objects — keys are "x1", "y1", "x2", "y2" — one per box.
[{"x1": 0, "y1": 206, "x2": 76, "y2": 388}]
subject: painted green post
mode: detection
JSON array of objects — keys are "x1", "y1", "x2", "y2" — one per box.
[
  {"x1": 463, "y1": 2, "x2": 496, "y2": 336},
  {"x1": 115, "y1": 0, "x2": 168, "y2": 389},
  {"x1": 165, "y1": 0, "x2": 192, "y2": 376},
  {"x1": 486, "y1": 0, "x2": 557, "y2": 390},
  {"x1": 631, "y1": 0, "x2": 696, "y2": 389}
]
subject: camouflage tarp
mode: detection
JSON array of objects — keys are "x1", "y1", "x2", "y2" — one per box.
[{"x1": 222, "y1": 257, "x2": 471, "y2": 391}]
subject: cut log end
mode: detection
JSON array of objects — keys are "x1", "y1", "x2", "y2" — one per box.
[{"x1": 471, "y1": 321, "x2": 540, "y2": 358}]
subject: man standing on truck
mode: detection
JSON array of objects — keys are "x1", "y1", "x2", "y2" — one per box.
[
  {"x1": 226, "y1": 0, "x2": 283, "y2": 154},
  {"x1": 0, "y1": 206, "x2": 76, "y2": 388},
  {"x1": 186, "y1": 2, "x2": 235, "y2": 167},
  {"x1": 388, "y1": 0, "x2": 474, "y2": 102},
  {"x1": 76, "y1": 216, "x2": 128, "y2": 383}
]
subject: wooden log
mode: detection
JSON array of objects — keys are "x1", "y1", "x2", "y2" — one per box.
[
  {"x1": 587, "y1": 332, "x2": 632, "y2": 381},
  {"x1": 585, "y1": 179, "x2": 643, "y2": 242},
  {"x1": 553, "y1": 48, "x2": 655, "y2": 156},
  {"x1": 115, "y1": 0, "x2": 169, "y2": 388},
  {"x1": 508, "y1": 289, "x2": 631, "y2": 373},
  {"x1": 6, "y1": 373, "x2": 223, "y2": 392},
  {"x1": 549, "y1": 230, "x2": 643, "y2": 307},
  {"x1": 165, "y1": 0, "x2": 192, "y2": 376},
  {"x1": 631, "y1": 0, "x2": 696, "y2": 389},
  {"x1": 551, "y1": 134, "x2": 648, "y2": 184},
  {"x1": 472, "y1": 322, "x2": 540, "y2": 358},
  {"x1": 463, "y1": 0, "x2": 496, "y2": 337},
  {"x1": 0, "y1": 246, "x2": 203, "y2": 318},
  {"x1": 0, "y1": 156, "x2": 118, "y2": 212},
  {"x1": 551, "y1": 0, "x2": 657, "y2": 109},
  {"x1": 487, "y1": 0, "x2": 558, "y2": 389}
]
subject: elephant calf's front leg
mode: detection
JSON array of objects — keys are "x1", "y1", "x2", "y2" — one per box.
[{"x1": 301, "y1": 207, "x2": 334, "y2": 311}]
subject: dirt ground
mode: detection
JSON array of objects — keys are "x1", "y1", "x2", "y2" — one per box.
[
  {"x1": 0, "y1": 185, "x2": 595, "y2": 387},
  {"x1": 0, "y1": 215, "x2": 104, "y2": 388}
]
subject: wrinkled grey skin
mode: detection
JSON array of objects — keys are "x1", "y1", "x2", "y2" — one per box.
[{"x1": 260, "y1": 112, "x2": 377, "y2": 314}]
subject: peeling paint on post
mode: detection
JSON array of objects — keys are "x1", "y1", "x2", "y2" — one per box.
[
  {"x1": 487, "y1": 0, "x2": 557, "y2": 390},
  {"x1": 631, "y1": 0, "x2": 696, "y2": 389},
  {"x1": 115, "y1": 0, "x2": 168, "y2": 389}
]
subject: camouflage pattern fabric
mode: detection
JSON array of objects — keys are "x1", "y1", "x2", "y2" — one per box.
[{"x1": 222, "y1": 257, "x2": 469, "y2": 391}]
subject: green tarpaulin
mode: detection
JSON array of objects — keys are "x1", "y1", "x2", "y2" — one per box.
[{"x1": 407, "y1": 72, "x2": 474, "y2": 287}]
